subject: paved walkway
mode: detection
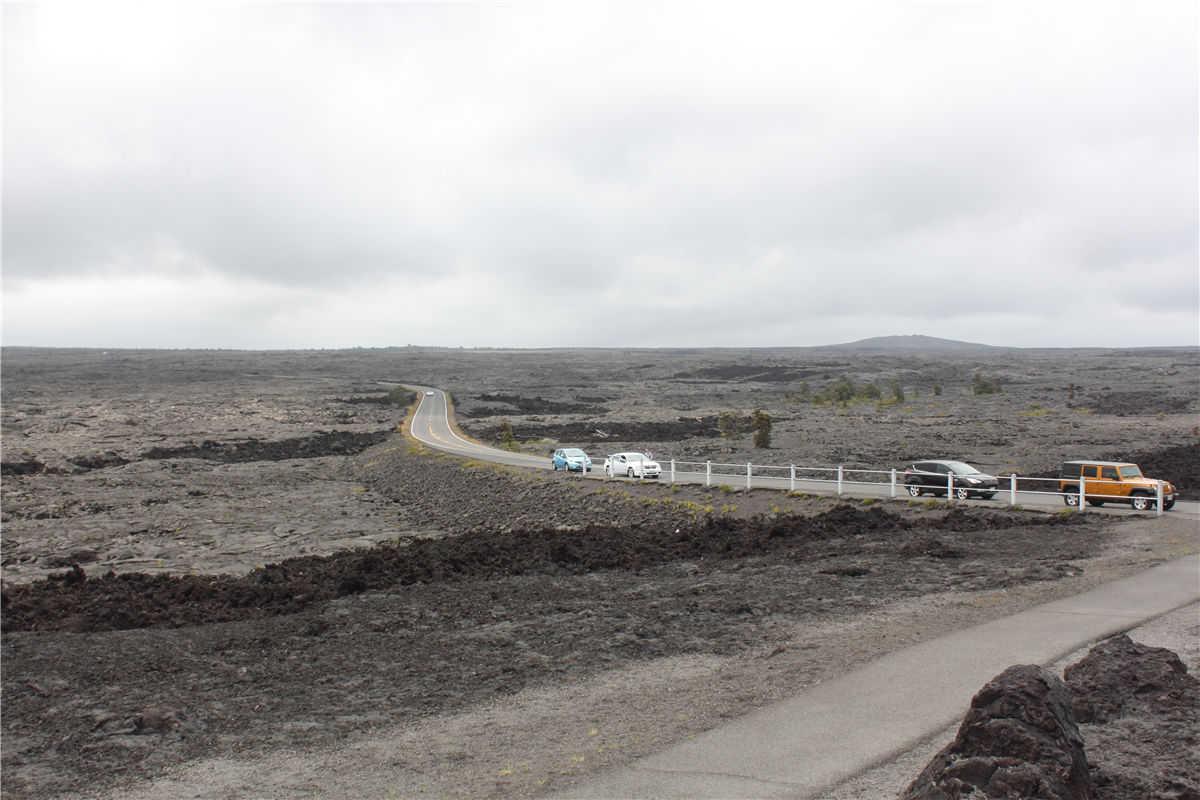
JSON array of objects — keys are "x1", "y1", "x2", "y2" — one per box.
[{"x1": 555, "y1": 554, "x2": 1200, "y2": 800}]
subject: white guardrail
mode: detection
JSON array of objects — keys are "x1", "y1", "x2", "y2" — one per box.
[{"x1": 650, "y1": 459, "x2": 1170, "y2": 517}]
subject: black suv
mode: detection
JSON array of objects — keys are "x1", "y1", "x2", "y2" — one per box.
[{"x1": 903, "y1": 460, "x2": 999, "y2": 500}]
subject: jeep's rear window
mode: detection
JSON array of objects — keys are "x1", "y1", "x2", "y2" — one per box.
[
  {"x1": 1061, "y1": 463, "x2": 1082, "y2": 478},
  {"x1": 1119, "y1": 465, "x2": 1143, "y2": 479}
]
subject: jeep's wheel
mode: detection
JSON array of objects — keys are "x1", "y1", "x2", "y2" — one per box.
[
  {"x1": 1130, "y1": 494, "x2": 1152, "y2": 511},
  {"x1": 907, "y1": 484, "x2": 922, "y2": 497},
  {"x1": 1164, "y1": 498, "x2": 1176, "y2": 510},
  {"x1": 1087, "y1": 499, "x2": 1106, "y2": 507},
  {"x1": 954, "y1": 487, "x2": 970, "y2": 500},
  {"x1": 1063, "y1": 489, "x2": 1080, "y2": 506}
]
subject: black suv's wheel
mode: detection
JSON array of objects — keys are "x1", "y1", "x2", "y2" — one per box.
[
  {"x1": 980, "y1": 492, "x2": 996, "y2": 500},
  {"x1": 954, "y1": 487, "x2": 970, "y2": 500},
  {"x1": 1063, "y1": 488, "x2": 1080, "y2": 506},
  {"x1": 907, "y1": 484, "x2": 922, "y2": 497},
  {"x1": 1129, "y1": 493, "x2": 1153, "y2": 511}
]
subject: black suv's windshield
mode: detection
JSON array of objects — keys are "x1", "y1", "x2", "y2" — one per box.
[{"x1": 945, "y1": 461, "x2": 981, "y2": 475}]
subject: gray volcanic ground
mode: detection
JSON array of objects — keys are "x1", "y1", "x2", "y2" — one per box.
[{"x1": 1, "y1": 344, "x2": 1197, "y2": 799}]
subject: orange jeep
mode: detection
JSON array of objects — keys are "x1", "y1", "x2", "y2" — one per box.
[{"x1": 1058, "y1": 460, "x2": 1176, "y2": 511}]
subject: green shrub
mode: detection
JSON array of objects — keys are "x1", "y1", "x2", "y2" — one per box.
[
  {"x1": 498, "y1": 421, "x2": 518, "y2": 451},
  {"x1": 718, "y1": 410, "x2": 744, "y2": 438},
  {"x1": 972, "y1": 372, "x2": 1003, "y2": 395},
  {"x1": 752, "y1": 408, "x2": 772, "y2": 448},
  {"x1": 388, "y1": 386, "x2": 417, "y2": 407},
  {"x1": 829, "y1": 376, "x2": 857, "y2": 406}
]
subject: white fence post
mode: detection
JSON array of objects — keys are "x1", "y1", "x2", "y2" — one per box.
[
  {"x1": 947, "y1": 471, "x2": 954, "y2": 503},
  {"x1": 1010, "y1": 474, "x2": 1017, "y2": 506},
  {"x1": 1157, "y1": 481, "x2": 1164, "y2": 517},
  {"x1": 837, "y1": 465, "x2": 844, "y2": 496},
  {"x1": 790, "y1": 465, "x2": 796, "y2": 493},
  {"x1": 746, "y1": 462, "x2": 752, "y2": 490},
  {"x1": 706, "y1": 461, "x2": 711, "y2": 487},
  {"x1": 889, "y1": 468, "x2": 896, "y2": 498},
  {"x1": 670, "y1": 459, "x2": 675, "y2": 484},
  {"x1": 1078, "y1": 481, "x2": 1085, "y2": 509}
]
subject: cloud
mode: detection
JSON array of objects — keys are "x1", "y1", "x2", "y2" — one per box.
[{"x1": 3, "y1": 2, "x2": 1196, "y2": 348}]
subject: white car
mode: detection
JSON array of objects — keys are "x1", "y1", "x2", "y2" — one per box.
[{"x1": 604, "y1": 452, "x2": 662, "y2": 479}]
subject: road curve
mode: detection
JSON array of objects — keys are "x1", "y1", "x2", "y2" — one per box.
[
  {"x1": 406, "y1": 386, "x2": 550, "y2": 470},
  {"x1": 401, "y1": 385, "x2": 1199, "y2": 520}
]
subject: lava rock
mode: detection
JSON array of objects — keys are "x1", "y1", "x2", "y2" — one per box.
[
  {"x1": 1064, "y1": 634, "x2": 1199, "y2": 800},
  {"x1": 902, "y1": 664, "x2": 1090, "y2": 799}
]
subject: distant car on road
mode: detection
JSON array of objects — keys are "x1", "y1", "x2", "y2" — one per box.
[
  {"x1": 425, "y1": 391, "x2": 434, "y2": 396},
  {"x1": 552, "y1": 448, "x2": 592, "y2": 473},
  {"x1": 604, "y1": 452, "x2": 662, "y2": 479},
  {"x1": 903, "y1": 460, "x2": 998, "y2": 499}
]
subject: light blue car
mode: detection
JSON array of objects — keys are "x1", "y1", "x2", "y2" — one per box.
[{"x1": 552, "y1": 447, "x2": 592, "y2": 472}]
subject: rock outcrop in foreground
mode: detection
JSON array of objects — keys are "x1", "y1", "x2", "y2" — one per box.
[{"x1": 903, "y1": 634, "x2": 1198, "y2": 800}]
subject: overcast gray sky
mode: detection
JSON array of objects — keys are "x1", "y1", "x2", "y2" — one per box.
[{"x1": 4, "y1": 2, "x2": 1197, "y2": 349}]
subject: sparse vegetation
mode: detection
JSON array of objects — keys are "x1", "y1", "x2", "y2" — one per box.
[
  {"x1": 498, "y1": 420, "x2": 517, "y2": 451},
  {"x1": 972, "y1": 372, "x2": 1003, "y2": 395},
  {"x1": 752, "y1": 408, "x2": 772, "y2": 448},
  {"x1": 717, "y1": 410, "x2": 745, "y2": 439},
  {"x1": 388, "y1": 386, "x2": 417, "y2": 407}
]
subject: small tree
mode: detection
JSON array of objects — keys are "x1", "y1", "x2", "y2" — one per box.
[
  {"x1": 752, "y1": 408, "x2": 772, "y2": 448},
  {"x1": 829, "y1": 375, "x2": 856, "y2": 407},
  {"x1": 499, "y1": 421, "x2": 516, "y2": 449},
  {"x1": 858, "y1": 382, "x2": 882, "y2": 401},
  {"x1": 933, "y1": 384, "x2": 943, "y2": 396},
  {"x1": 890, "y1": 379, "x2": 905, "y2": 403},
  {"x1": 718, "y1": 410, "x2": 743, "y2": 439},
  {"x1": 972, "y1": 372, "x2": 1002, "y2": 395}
]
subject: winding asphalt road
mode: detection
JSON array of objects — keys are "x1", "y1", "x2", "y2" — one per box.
[{"x1": 404, "y1": 386, "x2": 1199, "y2": 520}]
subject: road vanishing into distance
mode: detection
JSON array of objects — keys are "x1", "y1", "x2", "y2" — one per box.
[{"x1": 406, "y1": 386, "x2": 1199, "y2": 520}]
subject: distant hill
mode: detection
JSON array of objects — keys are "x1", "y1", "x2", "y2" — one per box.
[{"x1": 825, "y1": 335, "x2": 1003, "y2": 352}]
